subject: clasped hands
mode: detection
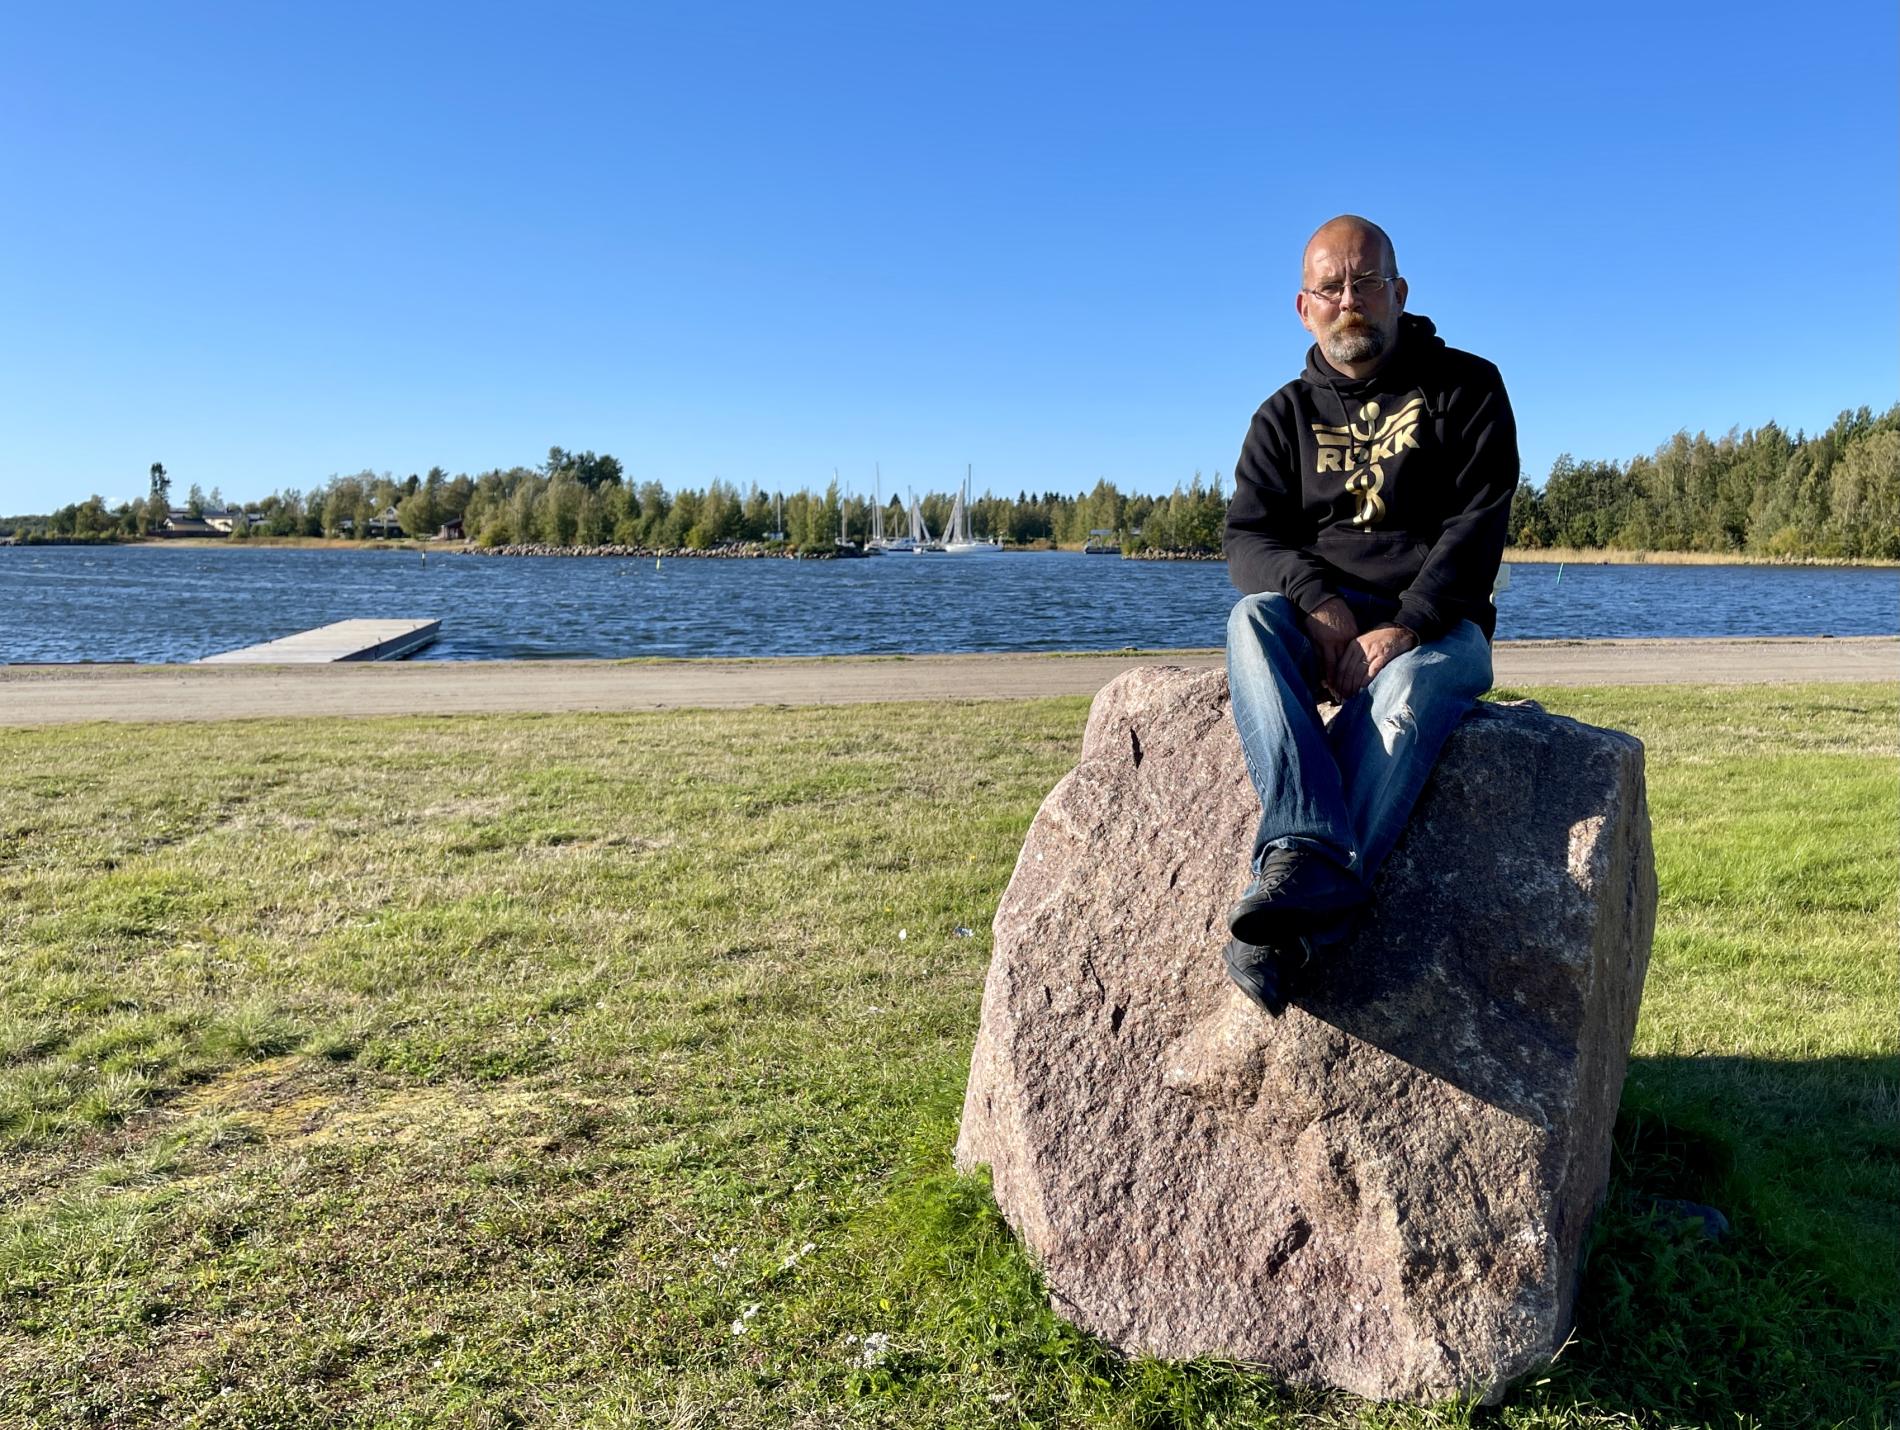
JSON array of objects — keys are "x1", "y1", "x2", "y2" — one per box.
[{"x1": 1302, "y1": 596, "x2": 1417, "y2": 702}]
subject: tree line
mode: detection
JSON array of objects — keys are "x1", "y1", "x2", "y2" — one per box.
[
  {"x1": 1507, "y1": 405, "x2": 1899, "y2": 560},
  {"x1": 10, "y1": 404, "x2": 1897, "y2": 559},
  {"x1": 10, "y1": 447, "x2": 1230, "y2": 554}
]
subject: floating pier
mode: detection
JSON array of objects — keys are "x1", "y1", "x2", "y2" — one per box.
[{"x1": 198, "y1": 619, "x2": 441, "y2": 664}]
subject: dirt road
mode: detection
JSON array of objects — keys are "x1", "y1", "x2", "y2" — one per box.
[{"x1": 0, "y1": 638, "x2": 1890, "y2": 727}]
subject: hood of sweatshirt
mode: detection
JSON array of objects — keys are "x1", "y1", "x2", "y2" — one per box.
[{"x1": 1300, "y1": 313, "x2": 1445, "y2": 420}]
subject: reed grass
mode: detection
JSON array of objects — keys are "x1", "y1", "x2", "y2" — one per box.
[{"x1": 1501, "y1": 546, "x2": 1898, "y2": 567}]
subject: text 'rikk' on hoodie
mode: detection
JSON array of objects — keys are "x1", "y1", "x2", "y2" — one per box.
[{"x1": 1223, "y1": 313, "x2": 1519, "y2": 642}]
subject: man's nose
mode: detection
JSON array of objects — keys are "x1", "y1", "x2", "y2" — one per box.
[{"x1": 1337, "y1": 283, "x2": 1361, "y2": 312}]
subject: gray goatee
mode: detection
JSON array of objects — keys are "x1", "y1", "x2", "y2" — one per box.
[{"x1": 1322, "y1": 321, "x2": 1387, "y2": 366}]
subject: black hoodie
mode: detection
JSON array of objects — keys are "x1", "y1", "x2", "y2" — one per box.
[{"x1": 1223, "y1": 313, "x2": 1518, "y2": 642}]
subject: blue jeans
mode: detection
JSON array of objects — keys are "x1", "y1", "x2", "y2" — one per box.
[{"x1": 1225, "y1": 592, "x2": 1492, "y2": 891}]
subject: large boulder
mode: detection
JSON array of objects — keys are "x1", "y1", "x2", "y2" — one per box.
[{"x1": 955, "y1": 666, "x2": 1655, "y2": 1404}]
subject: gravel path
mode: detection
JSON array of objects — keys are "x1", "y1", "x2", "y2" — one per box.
[{"x1": 0, "y1": 637, "x2": 1891, "y2": 727}]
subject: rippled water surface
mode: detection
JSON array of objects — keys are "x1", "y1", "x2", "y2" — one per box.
[{"x1": 2, "y1": 546, "x2": 1894, "y2": 663}]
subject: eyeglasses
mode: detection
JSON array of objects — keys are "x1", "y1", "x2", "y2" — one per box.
[{"x1": 1302, "y1": 274, "x2": 1398, "y2": 305}]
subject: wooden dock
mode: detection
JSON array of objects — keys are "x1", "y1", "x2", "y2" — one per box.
[{"x1": 198, "y1": 619, "x2": 441, "y2": 664}]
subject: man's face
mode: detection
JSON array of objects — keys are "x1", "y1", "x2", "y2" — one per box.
[{"x1": 1295, "y1": 226, "x2": 1407, "y2": 371}]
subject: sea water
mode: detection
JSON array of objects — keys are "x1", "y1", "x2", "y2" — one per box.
[{"x1": 2, "y1": 546, "x2": 1894, "y2": 663}]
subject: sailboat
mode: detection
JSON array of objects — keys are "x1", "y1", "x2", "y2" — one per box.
[
  {"x1": 832, "y1": 468, "x2": 867, "y2": 556},
  {"x1": 864, "y1": 464, "x2": 890, "y2": 555},
  {"x1": 941, "y1": 465, "x2": 1002, "y2": 555},
  {"x1": 833, "y1": 503, "x2": 868, "y2": 557},
  {"x1": 905, "y1": 491, "x2": 942, "y2": 554}
]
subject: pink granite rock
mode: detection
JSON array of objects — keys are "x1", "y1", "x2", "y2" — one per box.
[{"x1": 955, "y1": 666, "x2": 1655, "y2": 1404}]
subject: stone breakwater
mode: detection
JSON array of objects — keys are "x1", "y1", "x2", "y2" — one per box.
[
  {"x1": 455, "y1": 542, "x2": 790, "y2": 560},
  {"x1": 453, "y1": 541, "x2": 1222, "y2": 561}
]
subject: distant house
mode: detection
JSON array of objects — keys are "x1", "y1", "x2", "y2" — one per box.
[
  {"x1": 159, "y1": 507, "x2": 248, "y2": 537},
  {"x1": 161, "y1": 509, "x2": 221, "y2": 537},
  {"x1": 365, "y1": 505, "x2": 404, "y2": 538},
  {"x1": 436, "y1": 517, "x2": 465, "y2": 541}
]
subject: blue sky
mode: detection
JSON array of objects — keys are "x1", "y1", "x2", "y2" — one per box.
[{"x1": 2, "y1": 1, "x2": 1894, "y2": 512}]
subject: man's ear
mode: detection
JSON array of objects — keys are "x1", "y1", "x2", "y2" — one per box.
[
  {"x1": 1295, "y1": 289, "x2": 1313, "y2": 333},
  {"x1": 1393, "y1": 276, "x2": 1409, "y2": 312}
]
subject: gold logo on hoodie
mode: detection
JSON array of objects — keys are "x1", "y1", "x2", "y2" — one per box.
[{"x1": 1310, "y1": 396, "x2": 1426, "y2": 526}]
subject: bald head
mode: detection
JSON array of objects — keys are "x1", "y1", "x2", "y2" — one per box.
[
  {"x1": 1294, "y1": 215, "x2": 1408, "y2": 379},
  {"x1": 1302, "y1": 215, "x2": 1397, "y2": 284}
]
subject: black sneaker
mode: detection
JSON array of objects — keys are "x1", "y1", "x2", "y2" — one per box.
[
  {"x1": 1222, "y1": 934, "x2": 1314, "y2": 1018},
  {"x1": 1227, "y1": 848, "x2": 1367, "y2": 945}
]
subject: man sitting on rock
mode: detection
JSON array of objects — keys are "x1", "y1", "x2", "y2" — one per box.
[{"x1": 1221, "y1": 215, "x2": 1519, "y2": 1015}]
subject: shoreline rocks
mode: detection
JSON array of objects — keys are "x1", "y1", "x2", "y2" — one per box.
[{"x1": 455, "y1": 541, "x2": 787, "y2": 559}]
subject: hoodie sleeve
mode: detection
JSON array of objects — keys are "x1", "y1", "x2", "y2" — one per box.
[
  {"x1": 1392, "y1": 366, "x2": 1518, "y2": 643},
  {"x1": 1223, "y1": 401, "x2": 1335, "y2": 613}
]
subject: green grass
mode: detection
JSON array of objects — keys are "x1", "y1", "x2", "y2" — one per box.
[{"x1": 0, "y1": 685, "x2": 1893, "y2": 1428}]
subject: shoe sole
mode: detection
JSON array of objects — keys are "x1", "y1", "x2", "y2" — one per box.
[
  {"x1": 1227, "y1": 888, "x2": 1367, "y2": 945},
  {"x1": 1223, "y1": 937, "x2": 1292, "y2": 1017}
]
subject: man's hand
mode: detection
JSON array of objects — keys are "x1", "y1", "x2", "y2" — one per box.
[
  {"x1": 1332, "y1": 624, "x2": 1419, "y2": 700},
  {"x1": 1301, "y1": 597, "x2": 1358, "y2": 698}
]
